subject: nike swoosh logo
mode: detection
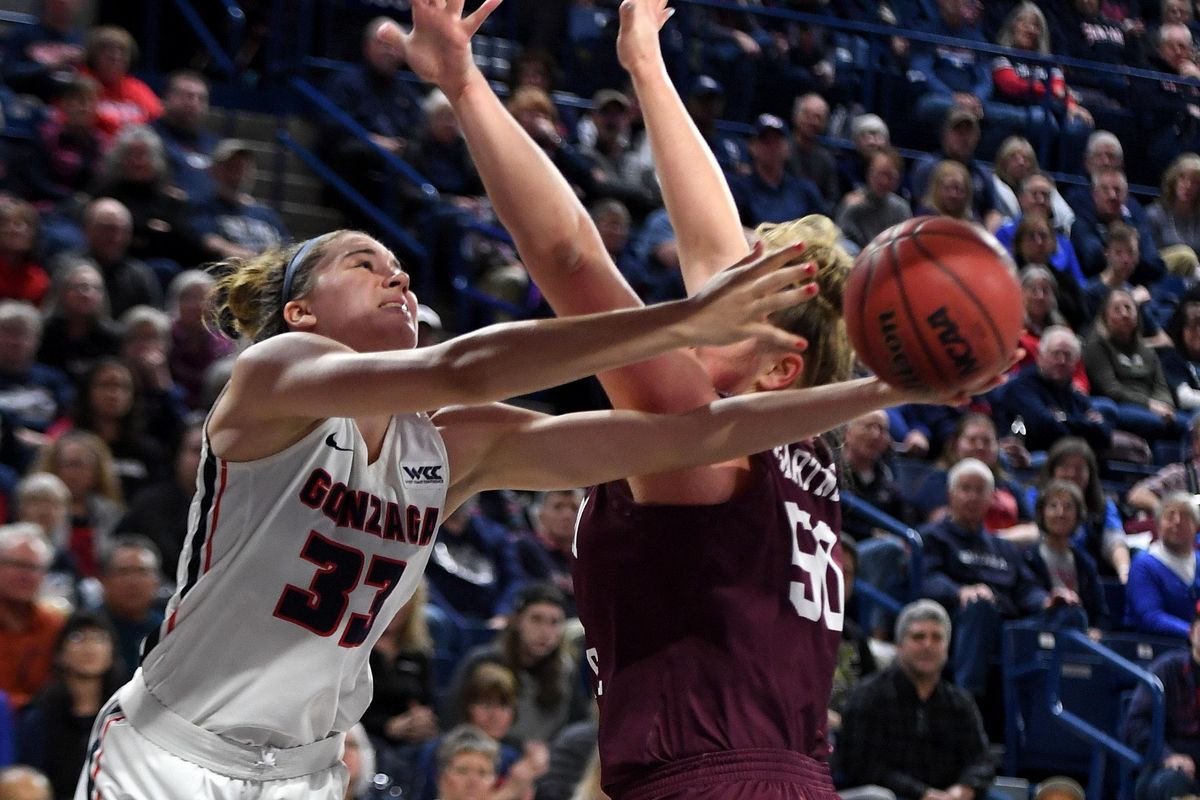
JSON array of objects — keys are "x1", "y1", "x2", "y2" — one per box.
[{"x1": 324, "y1": 434, "x2": 353, "y2": 452}]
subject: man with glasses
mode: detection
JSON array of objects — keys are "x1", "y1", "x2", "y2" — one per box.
[
  {"x1": 1071, "y1": 168, "x2": 1165, "y2": 284},
  {"x1": 91, "y1": 535, "x2": 164, "y2": 680},
  {"x1": 0, "y1": 523, "x2": 64, "y2": 711},
  {"x1": 995, "y1": 172, "x2": 1086, "y2": 287}
]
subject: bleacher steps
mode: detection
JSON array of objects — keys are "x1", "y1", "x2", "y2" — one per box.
[{"x1": 205, "y1": 107, "x2": 342, "y2": 242}]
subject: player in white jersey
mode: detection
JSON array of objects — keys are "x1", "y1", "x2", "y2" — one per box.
[{"x1": 71, "y1": 198, "x2": 954, "y2": 798}]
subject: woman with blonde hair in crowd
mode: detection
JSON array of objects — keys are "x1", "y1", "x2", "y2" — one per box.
[
  {"x1": 1084, "y1": 288, "x2": 1187, "y2": 446},
  {"x1": 79, "y1": 26, "x2": 161, "y2": 141},
  {"x1": 990, "y1": 2, "x2": 1094, "y2": 169},
  {"x1": 32, "y1": 431, "x2": 122, "y2": 581},
  {"x1": 918, "y1": 159, "x2": 974, "y2": 221},
  {"x1": 990, "y1": 136, "x2": 1074, "y2": 232},
  {"x1": 1147, "y1": 152, "x2": 1200, "y2": 278}
]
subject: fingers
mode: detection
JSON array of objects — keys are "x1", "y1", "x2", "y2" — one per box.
[
  {"x1": 465, "y1": 0, "x2": 505, "y2": 35},
  {"x1": 376, "y1": 18, "x2": 406, "y2": 45},
  {"x1": 447, "y1": 0, "x2": 463, "y2": 14},
  {"x1": 754, "y1": 260, "x2": 816, "y2": 293},
  {"x1": 750, "y1": 323, "x2": 809, "y2": 352},
  {"x1": 743, "y1": 241, "x2": 807, "y2": 277},
  {"x1": 755, "y1": 283, "x2": 817, "y2": 318}
]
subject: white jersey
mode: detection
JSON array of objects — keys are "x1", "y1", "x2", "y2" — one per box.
[{"x1": 139, "y1": 414, "x2": 449, "y2": 748}]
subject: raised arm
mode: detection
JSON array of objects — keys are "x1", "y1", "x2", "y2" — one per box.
[
  {"x1": 391, "y1": 6, "x2": 625, "y2": 318},
  {"x1": 617, "y1": 0, "x2": 752, "y2": 291},
  {"x1": 220, "y1": 242, "x2": 811, "y2": 424},
  {"x1": 391, "y1": 2, "x2": 722, "y2": 415}
]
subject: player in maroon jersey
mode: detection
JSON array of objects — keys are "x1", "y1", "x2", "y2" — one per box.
[{"x1": 393, "y1": 2, "x2": 1008, "y2": 798}]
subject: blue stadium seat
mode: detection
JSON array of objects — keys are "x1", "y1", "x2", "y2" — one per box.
[{"x1": 1002, "y1": 624, "x2": 1166, "y2": 797}]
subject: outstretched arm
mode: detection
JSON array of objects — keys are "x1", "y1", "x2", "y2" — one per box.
[
  {"x1": 217, "y1": 243, "x2": 809, "y2": 426},
  {"x1": 438, "y1": 376, "x2": 916, "y2": 507},
  {"x1": 618, "y1": 0, "x2": 751, "y2": 292}
]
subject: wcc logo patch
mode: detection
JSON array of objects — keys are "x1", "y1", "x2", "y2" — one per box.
[{"x1": 402, "y1": 465, "x2": 444, "y2": 486}]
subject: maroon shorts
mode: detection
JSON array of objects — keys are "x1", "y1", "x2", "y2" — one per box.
[{"x1": 614, "y1": 749, "x2": 838, "y2": 800}]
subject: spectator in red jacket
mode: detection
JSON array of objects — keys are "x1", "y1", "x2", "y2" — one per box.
[{"x1": 79, "y1": 26, "x2": 161, "y2": 143}]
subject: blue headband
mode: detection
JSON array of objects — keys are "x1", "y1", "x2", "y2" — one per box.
[{"x1": 281, "y1": 236, "x2": 321, "y2": 306}]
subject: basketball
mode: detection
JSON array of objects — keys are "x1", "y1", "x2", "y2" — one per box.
[{"x1": 844, "y1": 216, "x2": 1023, "y2": 394}]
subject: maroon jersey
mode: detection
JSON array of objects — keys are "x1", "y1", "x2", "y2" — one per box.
[{"x1": 573, "y1": 439, "x2": 846, "y2": 796}]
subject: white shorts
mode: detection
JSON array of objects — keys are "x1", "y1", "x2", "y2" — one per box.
[{"x1": 75, "y1": 674, "x2": 348, "y2": 800}]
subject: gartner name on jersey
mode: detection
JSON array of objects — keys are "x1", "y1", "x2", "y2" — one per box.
[
  {"x1": 298, "y1": 467, "x2": 440, "y2": 545},
  {"x1": 774, "y1": 444, "x2": 839, "y2": 499}
]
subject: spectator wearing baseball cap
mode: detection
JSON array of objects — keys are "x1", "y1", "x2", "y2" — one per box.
[
  {"x1": 578, "y1": 88, "x2": 660, "y2": 217},
  {"x1": 908, "y1": 106, "x2": 1002, "y2": 230},
  {"x1": 684, "y1": 75, "x2": 748, "y2": 176},
  {"x1": 729, "y1": 114, "x2": 827, "y2": 227},
  {"x1": 186, "y1": 139, "x2": 288, "y2": 262},
  {"x1": 1125, "y1": 596, "x2": 1200, "y2": 800}
]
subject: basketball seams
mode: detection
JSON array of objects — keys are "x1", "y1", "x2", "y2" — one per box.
[
  {"x1": 846, "y1": 217, "x2": 1020, "y2": 392},
  {"x1": 890, "y1": 233, "x2": 950, "y2": 391},
  {"x1": 908, "y1": 234, "x2": 1010, "y2": 361}
]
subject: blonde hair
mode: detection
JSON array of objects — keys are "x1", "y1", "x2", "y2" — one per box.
[
  {"x1": 85, "y1": 25, "x2": 137, "y2": 69},
  {"x1": 507, "y1": 86, "x2": 560, "y2": 124},
  {"x1": 1160, "y1": 152, "x2": 1200, "y2": 212},
  {"x1": 33, "y1": 430, "x2": 124, "y2": 508},
  {"x1": 923, "y1": 160, "x2": 973, "y2": 219},
  {"x1": 753, "y1": 215, "x2": 854, "y2": 388},
  {"x1": 994, "y1": 136, "x2": 1037, "y2": 186},
  {"x1": 209, "y1": 231, "x2": 346, "y2": 343}
]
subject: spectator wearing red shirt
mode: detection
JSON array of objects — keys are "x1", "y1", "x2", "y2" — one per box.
[
  {"x1": 0, "y1": 199, "x2": 50, "y2": 308},
  {"x1": 79, "y1": 26, "x2": 161, "y2": 143},
  {"x1": 991, "y1": 2, "x2": 1094, "y2": 169}
]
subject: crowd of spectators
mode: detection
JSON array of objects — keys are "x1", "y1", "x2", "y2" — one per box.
[{"x1": 8, "y1": 0, "x2": 1200, "y2": 798}]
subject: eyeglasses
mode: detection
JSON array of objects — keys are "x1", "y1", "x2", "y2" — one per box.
[{"x1": 66, "y1": 629, "x2": 111, "y2": 645}]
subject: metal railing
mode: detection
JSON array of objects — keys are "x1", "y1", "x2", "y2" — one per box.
[
  {"x1": 144, "y1": 0, "x2": 246, "y2": 79},
  {"x1": 275, "y1": 128, "x2": 429, "y2": 269},
  {"x1": 290, "y1": 76, "x2": 439, "y2": 201},
  {"x1": 839, "y1": 492, "x2": 924, "y2": 614},
  {"x1": 1046, "y1": 628, "x2": 1165, "y2": 800}
]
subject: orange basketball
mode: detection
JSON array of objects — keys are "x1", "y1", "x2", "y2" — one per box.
[{"x1": 844, "y1": 216, "x2": 1023, "y2": 393}]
